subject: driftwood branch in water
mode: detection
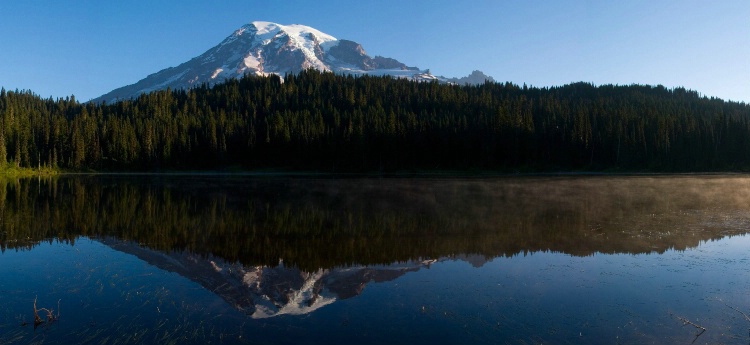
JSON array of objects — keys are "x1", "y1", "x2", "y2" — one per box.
[
  {"x1": 722, "y1": 301, "x2": 750, "y2": 343},
  {"x1": 671, "y1": 313, "x2": 706, "y2": 344},
  {"x1": 32, "y1": 296, "x2": 60, "y2": 327},
  {"x1": 724, "y1": 301, "x2": 750, "y2": 322},
  {"x1": 33, "y1": 297, "x2": 43, "y2": 326}
]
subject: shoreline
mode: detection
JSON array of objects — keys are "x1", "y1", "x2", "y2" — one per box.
[{"x1": 39, "y1": 170, "x2": 750, "y2": 179}]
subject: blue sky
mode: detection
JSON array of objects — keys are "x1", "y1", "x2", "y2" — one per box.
[{"x1": 0, "y1": 0, "x2": 748, "y2": 103}]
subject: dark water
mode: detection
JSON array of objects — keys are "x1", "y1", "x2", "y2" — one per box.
[{"x1": 1, "y1": 175, "x2": 750, "y2": 344}]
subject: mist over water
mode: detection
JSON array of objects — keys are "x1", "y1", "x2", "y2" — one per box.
[
  {"x1": 4, "y1": 175, "x2": 750, "y2": 261},
  {"x1": 1, "y1": 175, "x2": 750, "y2": 344}
]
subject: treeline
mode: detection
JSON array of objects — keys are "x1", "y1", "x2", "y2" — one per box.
[{"x1": 1, "y1": 69, "x2": 749, "y2": 171}]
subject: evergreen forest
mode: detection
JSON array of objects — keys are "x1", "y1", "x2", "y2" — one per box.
[{"x1": 1, "y1": 69, "x2": 749, "y2": 172}]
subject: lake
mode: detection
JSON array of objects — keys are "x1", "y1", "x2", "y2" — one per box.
[{"x1": 1, "y1": 174, "x2": 750, "y2": 344}]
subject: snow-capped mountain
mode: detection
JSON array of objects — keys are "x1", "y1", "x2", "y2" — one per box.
[{"x1": 94, "y1": 21, "x2": 453, "y2": 103}]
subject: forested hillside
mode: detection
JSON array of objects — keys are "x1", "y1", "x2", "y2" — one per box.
[{"x1": 0, "y1": 69, "x2": 748, "y2": 172}]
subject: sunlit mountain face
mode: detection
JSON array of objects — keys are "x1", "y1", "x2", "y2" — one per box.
[{"x1": 93, "y1": 21, "x2": 470, "y2": 103}]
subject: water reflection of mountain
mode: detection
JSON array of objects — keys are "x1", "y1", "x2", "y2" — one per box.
[
  {"x1": 100, "y1": 237, "x2": 437, "y2": 318},
  {"x1": 2, "y1": 175, "x2": 750, "y2": 270}
]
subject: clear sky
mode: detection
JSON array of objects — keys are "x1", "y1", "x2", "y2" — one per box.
[{"x1": 0, "y1": 0, "x2": 748, "y2": 103}]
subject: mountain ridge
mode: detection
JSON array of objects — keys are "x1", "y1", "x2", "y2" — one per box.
[
  {"x1": 94, "y1": 21, "x2": 492, "y2": 103},
  {"x1": 442, "y1": 70, "x2": 496, "y2": 85}
]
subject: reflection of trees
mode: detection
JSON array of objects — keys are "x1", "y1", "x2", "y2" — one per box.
[{"x1": 1, "y1": 175, "x2": 750, "y2": 271}]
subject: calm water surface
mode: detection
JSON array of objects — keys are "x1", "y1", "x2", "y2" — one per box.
[{"x1": 1, "y1": 175, "x2": 750, "y2": 344}]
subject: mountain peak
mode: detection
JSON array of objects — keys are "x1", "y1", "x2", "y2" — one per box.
[
  {"x1": 93, "y1": 21, "x2": 481, "y2": 103},
  {"x1": 249, "y1": 21, "x2": 337, "y2": 44},
  {"x1": 442, "y1": 70, "x2": 496, "y2": 85}
]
